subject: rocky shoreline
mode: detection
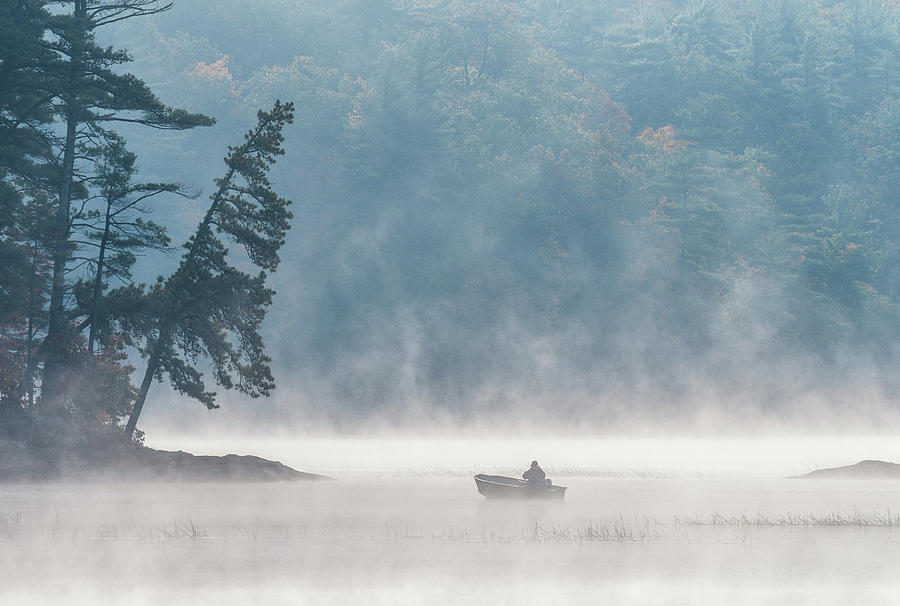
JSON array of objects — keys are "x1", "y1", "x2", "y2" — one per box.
[{"x1": 0, "y1": 435, "x2": 332, "y2": 482}]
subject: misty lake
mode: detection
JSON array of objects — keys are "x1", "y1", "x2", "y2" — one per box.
[{"x1": 4, "y1": 438, "x2": 900, "y2": 605}]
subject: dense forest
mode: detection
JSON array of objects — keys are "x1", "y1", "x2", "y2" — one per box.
[{"x1": 3, "y1": 0, "x2": 900, "y2": 435}]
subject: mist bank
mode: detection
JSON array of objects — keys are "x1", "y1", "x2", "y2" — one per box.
[
  {"x1": 138, "y1": 383, "x2": 900, "y2": 438},
  {"x1": 140, "y1": 433, "x2": 900, "y2": 480},
  {"x1": 96, "y1": 0, "x2": 900, "y2": 427}
]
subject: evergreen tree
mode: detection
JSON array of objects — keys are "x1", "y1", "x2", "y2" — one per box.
[
  {"x1": 0, "y1": 0, "x2": 56, "y2": 184},
  {"x1": 68, "y1": 136, "x2": 192, "y2": 354},
  {"x1": 41, "y1": 0, "x2": 214, "y2": 409},
  {"x1": 0, "y1": 185, "x2": 54, "y2": 411},
  {"x1": 124, "y1": 101, "x2": 294, "y2": 439},
  {"x1": 0, "y1": 0, "x2": 56, "y2": 330}
]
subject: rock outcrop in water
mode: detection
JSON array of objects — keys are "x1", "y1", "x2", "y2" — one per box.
[{"x1": 794, "y1": 460, "x2": 900, "y2": 479}]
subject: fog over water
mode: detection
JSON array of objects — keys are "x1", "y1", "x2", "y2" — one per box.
[{"x1": 6, "y1": 438, "x2": 900, "y2": 605}]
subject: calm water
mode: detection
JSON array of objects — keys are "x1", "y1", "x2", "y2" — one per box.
[{"x1": 3, "y1": 471, "x2": 900, "y2": 605}]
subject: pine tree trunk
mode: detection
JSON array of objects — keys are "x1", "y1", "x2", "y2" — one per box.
[
  {"x1": 42, "y1": 0, "x2": 87, "y2": 410},
  {"x1": 24, "y1": 241, "x2": 39, "y2": 411},
  {"x1": 42, "y1": 104, "x2": 77, "y2": 409},
  {"x1": 124, "y1": 330, "x2": 168, "y2": 439},
  {"x1": 87, "y1": 209, "x2": 112, "y2": 353}
]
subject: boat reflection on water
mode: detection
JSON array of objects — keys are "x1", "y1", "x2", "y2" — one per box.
[{"x1": 474, "y1": 474, "x2": 567, "y2": 499}]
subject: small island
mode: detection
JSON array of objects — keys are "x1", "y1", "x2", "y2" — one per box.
[{"x1": 794, "y1": 460, "x2": 900, "y2": 479}]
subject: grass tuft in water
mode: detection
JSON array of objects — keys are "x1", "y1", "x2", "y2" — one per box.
[{"x1": 677, "y1": 509, "x2": 900, "y2": 527}]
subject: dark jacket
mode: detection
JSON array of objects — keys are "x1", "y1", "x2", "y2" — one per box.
[{"x1": 523, "y1": 466, "x2": 546, "y2": 485}]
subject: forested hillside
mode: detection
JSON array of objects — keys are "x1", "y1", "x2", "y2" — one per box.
[{"x1": 3, "y1": 0, "x2": 900, "y2": 431}]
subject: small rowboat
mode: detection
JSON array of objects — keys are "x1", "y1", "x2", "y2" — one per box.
[{"x1": 474, "y1": 474, "x2": 567, "y2": 499}]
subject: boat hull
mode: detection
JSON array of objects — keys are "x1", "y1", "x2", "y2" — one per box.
[{"x1": 474, "y1": 474, "x2": 566, "y2": 499}]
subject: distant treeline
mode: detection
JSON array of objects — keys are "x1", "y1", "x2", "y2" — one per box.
[{"x1": 4, "y1": 0, "x2": 900, "y2": 427}]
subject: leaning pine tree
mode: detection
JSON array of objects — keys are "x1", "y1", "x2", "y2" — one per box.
[{"x1": 123, "y1": 101, "x2": 295, "y2": 439}]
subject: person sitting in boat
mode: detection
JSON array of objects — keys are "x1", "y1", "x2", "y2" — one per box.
[{"x1": 523, "y1": 460, "x2": 546, "y2": 488}]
